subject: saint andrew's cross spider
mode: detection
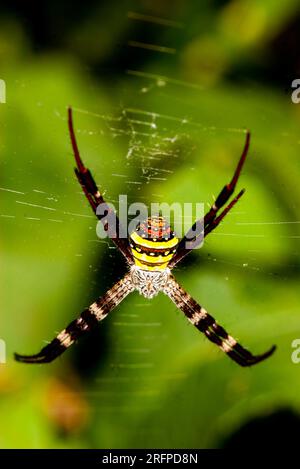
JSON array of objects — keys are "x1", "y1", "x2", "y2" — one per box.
[{"x1": 14, "y1": 108, "x2": 276, "y2": 367}]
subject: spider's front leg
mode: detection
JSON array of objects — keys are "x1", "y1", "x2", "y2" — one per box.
[
  {"x1": 170, "y1": 131, "x2": 250, "y2": 267},
  {"x1": 68, "y1": 107, "x2": 133, "y2": 264},
  {"x1": 15, "y1": 274, "x2": 134, "y2": 364},
  {"x1": 164, "y1": 274, "x2": 276, "y2": 367},
  {"x1": 203, "y1": 131, "x2": 250, "y2": 227}
]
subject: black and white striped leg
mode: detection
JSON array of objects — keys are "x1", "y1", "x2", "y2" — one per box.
[
  {"x1": 68, "y1": 107, "x2": 134, "y2": 265},
  {"x1": 170, "y1": 132, "x2": 250, "y2": 267},
  {"x1": 164, "y1": 274, "x2": 276, "y2": 367},
  {"x1": 15, "y1": 273, "x2": 134, "y2": 364}
]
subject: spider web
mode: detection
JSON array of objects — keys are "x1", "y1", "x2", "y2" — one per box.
[{"x1": 2, "y1": 4, "x2": 300, "y2": 448}]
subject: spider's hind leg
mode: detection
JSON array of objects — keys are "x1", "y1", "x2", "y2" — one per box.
[
  {"x1": 15, "y1": 273, "x2": 134, "y2": 364},
  {"x1": 14, "y1": 311, "x2": 99, "y2": 364},
  {"x1": 164, "y1": 274, "x2": 276, "y2": 367}
]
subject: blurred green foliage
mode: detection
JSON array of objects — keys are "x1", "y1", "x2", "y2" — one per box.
[{"x1": 1, "y1": 0, "x2": 300, "y2": 449}]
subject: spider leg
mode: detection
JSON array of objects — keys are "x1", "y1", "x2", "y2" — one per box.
[
  {"x1": 68, "y1": 107, "x2": 133, "y2": 264},
  {"x1": 164, "y1": 274, "x2": 276, "y2": 367},
  {"x1": 203, "y1": 131, "x2": 250, "y2": 227},
  {"x1": 169, "y1": 189, "x2": 245, "y2": 268},
  {"x1": 170, "y1": 132, "x2": 250, "y2": 268},
  {"x1": 204, "y1": 189, "x2": 245, "y2": 237},
  {"x1": 15, "y1": 273, "x2": 134, "y2": 364}
]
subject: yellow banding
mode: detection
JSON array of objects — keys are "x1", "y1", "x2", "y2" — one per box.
[
  {"x1": 133, "y1": 256, "x2": 170, "y2": 271},
  {"x1": 132, "y1": 249, "x2": 174, "y2": 263},
  {"x1": 130, "y1": 231, "x2": 178, "y2": 249},
  {"x1": 131, "y1": 245, "x2": 176, "y2": 271}
]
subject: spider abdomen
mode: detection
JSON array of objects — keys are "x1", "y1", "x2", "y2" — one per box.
[
  {"x1": 129, "y1": 216, "x2": 179, "y2": 271},
  {"x1": 130, "y1": 266, "x2": 170, "y2": 299}
]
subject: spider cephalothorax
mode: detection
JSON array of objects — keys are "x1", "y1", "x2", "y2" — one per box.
[
  {"x1": 14, "y1": 108, "x2": 276, "y2": 367},
  {"x1": 131, "y1": 266, "x2": 170, "y2": 299}
]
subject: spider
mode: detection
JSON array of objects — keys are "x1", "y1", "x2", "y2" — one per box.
[{"x1": 15, "y1": 108, "x2": 276, "y2": 366}]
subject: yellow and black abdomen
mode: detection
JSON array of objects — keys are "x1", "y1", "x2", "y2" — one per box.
[{"x1": 129, "y1": 216, "x2": 179, "y2": 271}]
